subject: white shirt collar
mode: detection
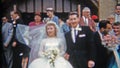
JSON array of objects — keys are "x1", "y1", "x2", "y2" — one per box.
[{"x1": 71, "y1": 24, "x2": 79, "y2": 30}]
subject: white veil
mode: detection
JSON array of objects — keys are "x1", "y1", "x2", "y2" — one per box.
[
  {"x1": 38, "y1": 21, "x2": 67, "y2": 57},
  {"x1": 28, "y1": 24, "x2": 45, "y2": 64},
  {"x1": 16, "y1": 24, "x2": 29, "y2": 45}
]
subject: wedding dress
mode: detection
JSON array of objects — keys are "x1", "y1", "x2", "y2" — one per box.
[{"x1": 28, "y1": 37, "x2": 73, "y2": 68}]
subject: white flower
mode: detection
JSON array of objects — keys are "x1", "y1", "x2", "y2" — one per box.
[
  {"x1": 43, "y1": 48, "x2": 60, "y2": 67},
  {"x1": 75, "y1": 27, "x2": 82, "y2": 31},
  {"x1": 103, "y1": 35, "x2": 119, "y2": 50}
]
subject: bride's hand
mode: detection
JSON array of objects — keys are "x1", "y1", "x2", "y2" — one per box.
[
  {"x1": 64, "y1": 53, "x2": 70, "y2": 60},
  {"x1": 12, "y1": 41, "x2": 17, "y2": 47}
]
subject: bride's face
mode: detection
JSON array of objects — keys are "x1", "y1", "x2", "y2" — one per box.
[{"x1": 46, "y1": 25, "x2": 56, "y2": 37}]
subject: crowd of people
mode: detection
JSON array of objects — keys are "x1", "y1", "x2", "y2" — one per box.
[{"x1": 2, "y1": 3, "x2": 120, "y2": 68}]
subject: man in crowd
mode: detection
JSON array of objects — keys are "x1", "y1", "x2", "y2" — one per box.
[
  {"x1": 9, "y1": 11, "x2": 30, "y2": 68},
  {"x1": 80, "y1": 7, "x2": 96, "y2": 32},
  {"x1": 2, "y1": 16, "x2": 9, "y2": 25},
  {"x1": 2, "y1": 16, "x2": 13, "y2": 68},
  {"x1": 94, "y1": 20, "x2": 112, "y2": 68},
  {"x1": 114, "y1": 4, "x2": 120, "y2": 22}
]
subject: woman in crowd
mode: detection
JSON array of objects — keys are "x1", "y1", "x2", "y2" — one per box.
[{"x1": 29, "y1": 13, "x2": 44, "y2": 27}]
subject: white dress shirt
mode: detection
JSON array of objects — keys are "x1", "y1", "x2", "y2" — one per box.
[
  {"x1": 71, "y1": 25, "x2": 79, "y2": 43},
  {"x1": 82, "y1": 16, "x2": 88, "y2": 26}
]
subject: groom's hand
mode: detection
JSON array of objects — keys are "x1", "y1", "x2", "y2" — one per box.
[
  {"x1": 64, "y1": 53, "x2": 70, "y2": 60},
  {"x1": 88, "y1": 60, "x2": 95, "y2": 68}
]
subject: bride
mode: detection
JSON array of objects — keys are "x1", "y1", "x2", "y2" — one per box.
[{"x1": 28, "y1": 21, "x2": 73, "y2": 68}]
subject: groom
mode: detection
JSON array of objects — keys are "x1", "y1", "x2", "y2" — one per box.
[{"x1": 65, "y1": 12, "x2": 96, "y2": 68}]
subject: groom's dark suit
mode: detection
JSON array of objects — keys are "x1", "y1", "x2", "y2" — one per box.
[{"x1": 65, "y1": 25, "x2": 96, "y2": 68}]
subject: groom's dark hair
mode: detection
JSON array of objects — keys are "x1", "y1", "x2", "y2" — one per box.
[{"x1": 69, "y1": 12, "x2": 79, "y2": 17}]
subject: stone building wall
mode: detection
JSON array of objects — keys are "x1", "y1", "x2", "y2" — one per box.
[{"x1": 99, "y1": 0, "x2": 117, "y2": 20}]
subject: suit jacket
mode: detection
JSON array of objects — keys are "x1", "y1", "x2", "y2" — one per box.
[
  {"x1": 2, "y1": 22, "x2": 13, "y2": 46},
  {"x1": 65, "y1": 25, "x2": 96, "y2": 68},
  {"x1": 2, "y1": 22, "x2": 13, "y2": 68},
  {"x1": 80, "y1": 17, "x2": 96, "y2": 32},
  {"x1": 94, "y1": 31, "x2": 109, "y2": 68}
]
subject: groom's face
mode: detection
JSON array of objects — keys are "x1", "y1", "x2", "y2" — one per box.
[{"x1": 69, "y1": 14, "x2": 79, "y2": 28}]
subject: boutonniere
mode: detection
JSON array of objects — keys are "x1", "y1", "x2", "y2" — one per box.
[{"x1": 75, "y1": 27, "x2": 82, "y2": 31}]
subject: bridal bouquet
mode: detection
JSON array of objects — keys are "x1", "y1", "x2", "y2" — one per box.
[{"x1": 43, "y1": 48, "x2": 60, "y2": 67}]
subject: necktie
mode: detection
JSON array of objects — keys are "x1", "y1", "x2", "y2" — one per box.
[
  {"x1": 74, "y1": 29, "x2": 76, "y2": 39},
  {"x1": 72, "y1": 28, "x2": 78, "y2": 43}
]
